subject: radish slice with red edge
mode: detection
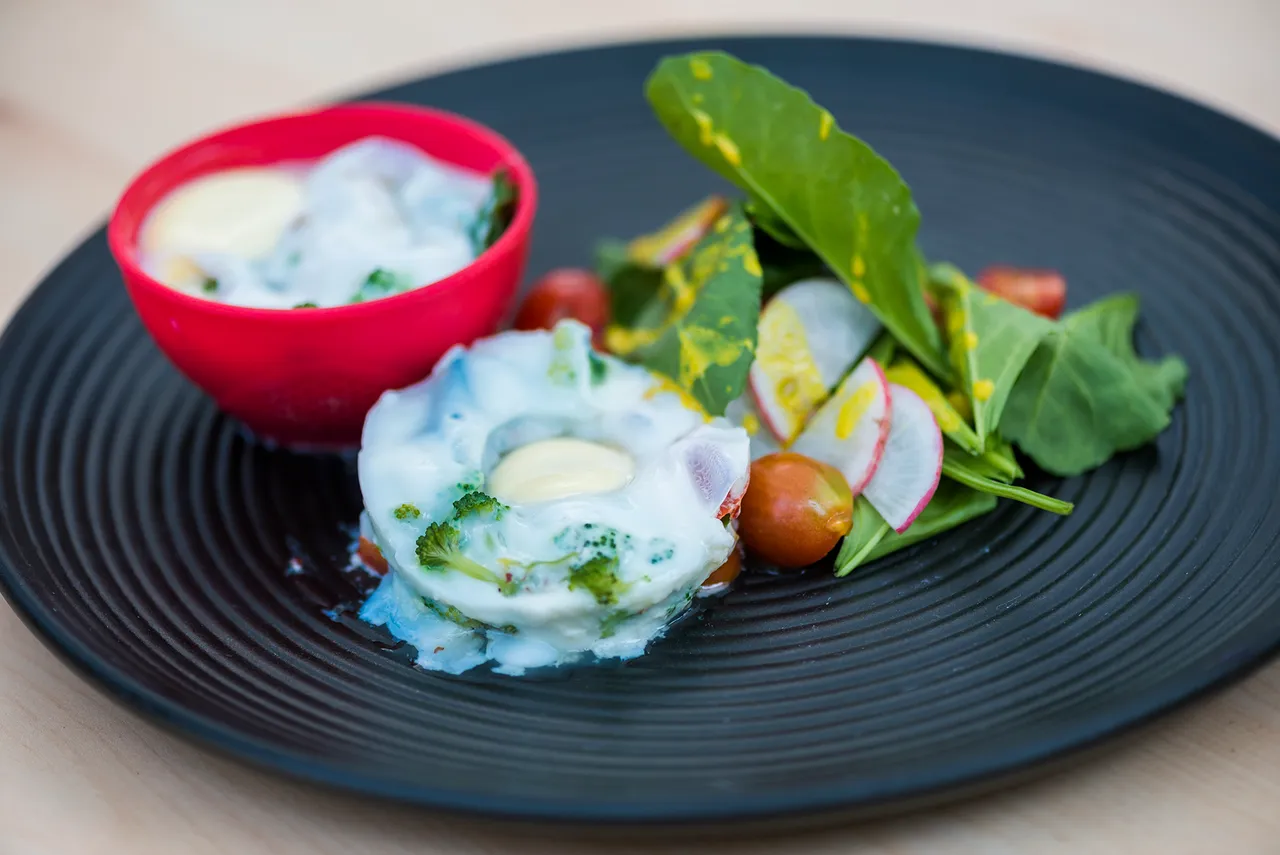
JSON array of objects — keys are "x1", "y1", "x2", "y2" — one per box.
[
  {"x1": 790, "y1": 357, "x2": 892, "y2": 496},
  {"x1": 861, "y1": 383, "x2": 944, "y2": 532},
  {"x1": 749, "y1": 278, "x2": 882, "y2": 444}
]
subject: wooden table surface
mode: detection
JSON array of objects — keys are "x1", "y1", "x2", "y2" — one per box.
[{"x1": 2, "y1": 1, "x2": 1279, "y2": 853}]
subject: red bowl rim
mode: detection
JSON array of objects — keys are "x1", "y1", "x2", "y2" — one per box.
[{"x1": 106, "y1": 101, "x2": 538, "y2": 322}]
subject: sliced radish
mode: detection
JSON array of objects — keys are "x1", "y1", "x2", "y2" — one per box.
[
  {"x1": 861, "y1": 384, "x2": 943, "y2": 532},
  {"x1": 750, "y1": 278, "x2": 882, "y2": 445},
  {"x1": 790, "y1": 357, "x2": 892, "y2": 495}
]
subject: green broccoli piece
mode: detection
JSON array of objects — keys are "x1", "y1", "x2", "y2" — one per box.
[
  {"x1": 293, "y1": 301, "x2": 319, "y2": 309},
  {"x1": 588, "y1": 352, "x2": 609, "y2": 385},
  {"x1": 415, "y1": 521, "x2": 517, "y2": 595},
  {"x1": 567, "y1": 554, "x2": 629, "y2": 606},
  {"x1": 394, "y1": 503, "x2": 421, "y2": 521},
  {"x1": 201, "y1": 277, "x2": 218, "y2": 293},
  {"x1": 351, "y1": 268, "x2": 409, "y2": 303},
  {"x1": 422, "y1": 598, "x2": 486, "y2": 630},
  {"x1": 452, "y1": 490, "x2": 507, "y2": 520}
]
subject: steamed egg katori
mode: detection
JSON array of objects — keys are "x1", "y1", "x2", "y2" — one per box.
[{"x1": 357, "y1": 320, "x2": 750, "y2": 675}]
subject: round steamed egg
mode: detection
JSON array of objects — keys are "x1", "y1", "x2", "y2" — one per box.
[{"x1": 357, "y1": 319, "x2": 750, "y2": 675}]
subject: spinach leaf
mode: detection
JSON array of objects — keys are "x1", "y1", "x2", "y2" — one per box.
[
  {"x1": 834, "y1": 498, "x2": 890, "y2": 577},
  {"x1": 595, "y1": 240, "x2": 664, "y2": 328},
  {"x1": 941, "y1": 444, "x2": 1073, "y2": 514},
  {"x1": 931, "y1": 263, "x2": 1054, "y2": 445},
  {"x1": 605, "y1": 206, "x2": 763, "y2": 416},
  {"x1": 596, "y1": 196, "x2": 731, "y2": 326},
  {"x1": 752, "y1": 224, "x2": 829, "y2": 299},
  {"x1": 865, "y1": 480, "x2": 998, "y2": 562},
  {"x1": 646, "y1": 51, "x2": 948, "y2": 378},
  {"x1": 470, "y1": 167, "x2": 518, "y2": 253},
  {"x1": 1001, "y1": 293, "x2": 1188, "y2": 476},
  {"x1": 883, "y1": 357, "x2": 983, "y2": 455}
]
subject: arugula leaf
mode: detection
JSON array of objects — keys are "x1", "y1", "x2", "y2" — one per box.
[
  {"x1": 941, "y1": 444, "x2": 1073, "y2": 515},
  {"x1": 883, "y1": 357, "x2": 983, "y2": 455},
  {"x1": 1001, "y1": 293, "x2": 1188, "y2": 476},
  {"x1": 604, "y1": 206, "x2": 763, "y2": 416},
  {"x1": 645, "y1": 51, "x2": 948, "y2": 378},
  {"x1": 865, "y1": 480, "x2": 999, "y2": 562},
  {"x1": 932, "y1": 263, "x2": 1054, "y2": 445},
  {"x1": 833, "y1": 498, "x2": 890, "y2": 577}
]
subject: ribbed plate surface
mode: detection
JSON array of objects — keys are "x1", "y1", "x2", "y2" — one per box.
[{"x1": 3, "y1": 37, "x2": 1280, "y2": 825}]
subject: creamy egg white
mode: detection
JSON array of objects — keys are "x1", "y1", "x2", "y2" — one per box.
[{"x1": 357, "y1": 320, "x2": 749, "y2": 675}]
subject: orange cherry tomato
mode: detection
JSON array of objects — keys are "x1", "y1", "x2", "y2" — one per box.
[
  {"x1": 357, "y1": 536, "x2": 389, "y2": 575},
  {"x1": 737, "y1": 453, "x2": 854, "y2": 569},
  {"x1": 977, "y1": 266, "x2": 1067, "y2": 319},
  {"x1": 513, "y1": 268, "x2": 610, "y2": 347},
  {"x1": 703, "y1": 540, "x2": 744, "y2": 589}
]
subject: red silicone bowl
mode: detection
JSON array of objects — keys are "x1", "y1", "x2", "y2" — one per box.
[{"x1": 107, "y1": 102, "x2": 537, "y2": 448}]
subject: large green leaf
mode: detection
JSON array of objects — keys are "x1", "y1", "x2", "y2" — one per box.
[
  {"x1": 931, "y1": 263, "x2": 1055, "y2": 444},
  {"x1": 1001, "y1": 293, "x2": 1188, "y2": 476},
  {"x1": 605, "y1": 206, "x2": 763, "y2": 416},
  {"x1": 645, "y1": 51, "x2": 948, "y2": 378}
]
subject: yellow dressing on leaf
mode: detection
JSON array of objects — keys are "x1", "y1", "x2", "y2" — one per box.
[
  {"x1": 963, "y1": 330, "x2": 979, "y2": 350},
  {"x1": 973, "y1": 379, "x2": 995, "y2": 401},
  {"x1": 692, "y1": 109, "x2": 714, "y2": 146},
  {"x1": 677, "y1": 325, "x2": 753, "y2": 391},
  {"x1": 819, "y1": 110, "x2": 834, "y2": 140},
  {"x1": 713, "y1": 134, "x2": 741, "y2": 166},
  {"x1": 605, "y1": 324, "x2": 662, "y2": 356},
  {"x1": 644, "y1": 375, "x2": 710, "y2": 420},
  {"x1": 852, "y1": 282, "x2": 871, "y2": 304},
  {"x1": 884, "y1": 361, "x2": 962, "y2": 433},
  {"x1": 852, "y1": 254, "x2": 866, "y2": 278},
  {"x1": 690, "y1": 57, "x2": 713, "y2": 80},
  {"x1": 947, "y1": 390, "x2": 973, "y2": 421},
  {"x1": 741, "y1": 412, "x2": 760, "y2": 436}
]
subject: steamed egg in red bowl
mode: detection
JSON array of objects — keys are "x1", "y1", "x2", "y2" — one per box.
[{"x1": 107, "y1": 103, "x2": 537, "y2": 448}]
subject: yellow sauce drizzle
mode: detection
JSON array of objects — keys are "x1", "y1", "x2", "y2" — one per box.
[
  {"x1": 690, "y1": 58, "x2": 713, "y2": 80},
  {"x1": 835, "y1": 382, "x2": 878, "y2": 440},
  {"x1": 973, "y1": 379, "x2": 995, "y2": 402}
]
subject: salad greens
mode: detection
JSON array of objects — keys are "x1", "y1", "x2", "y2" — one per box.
[
  {"x1": 645, "y1": 52, "x2": 949, "y2": 379},
  {"x1": 1001, "y1": 293, "x2": 1188, "y2": 476},
  {"x1": 604, "y1": 205, "x2": 762, "y2": 416},
  {"x1": 596, "y1": 49, "x2": 1187, "y2": 576}
]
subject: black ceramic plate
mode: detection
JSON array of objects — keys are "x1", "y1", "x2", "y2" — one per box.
[{"x1": 3, "y1": 36, "x2": 1280, "y2": 827}]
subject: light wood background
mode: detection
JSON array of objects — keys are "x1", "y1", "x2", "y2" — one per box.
[{"x1": 2, "y1": 2, "x2": 1279, "y2": 853}]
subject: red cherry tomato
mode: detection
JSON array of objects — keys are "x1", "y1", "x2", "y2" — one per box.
[
  {"x1": 513, "y1": 268, "x2": 610, "y2": 347},
  {"x1": 977, "y1": 266, "x2": 1067, "y2": 319},
  {"x1": 357, "y1": 536, "x2": 389, "y2": 575}
]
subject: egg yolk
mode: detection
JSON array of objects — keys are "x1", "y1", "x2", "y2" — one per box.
[
  {"x1": 488, "y1": 438, "x2": 635, "y2": 504},
  {"x1": 141, "y1": 167, "x2": 305, "y2": 285}
]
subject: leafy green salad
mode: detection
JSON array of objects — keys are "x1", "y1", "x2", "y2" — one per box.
[{"x1": 591, "y1": 51, "x2": 1188, "y2": 576}]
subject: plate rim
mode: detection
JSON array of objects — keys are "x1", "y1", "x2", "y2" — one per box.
[{"x1": 3, "y1": 32, "x2": 1280, "y2": 825}]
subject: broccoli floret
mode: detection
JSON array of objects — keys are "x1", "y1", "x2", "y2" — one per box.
[
  {"x1": 422, "y1": 598, "x2": 485, "y2": 630},
  {"x1": 452, "y1": 490, "x2": 507, "y2": 520},
  {"x1": 415, "y1": 521, "x2": 517, "y2": 595},
  {"x1": 351, "y1": 268, "x2": 408, "y2": 303},
  {"x1": 394, "y1": 503, "x2": 421, "y2": 521},
  {"x1": 567, "y1": 554, "x2": 629, "y2": 606},
  {"x1": 201, "y1": 277, "x2": 218, "y2": 293},
  {"x1": 293, "y1": 301, "x2": 319, "y2": 309},
  {"x1": 588, "y1": 352, "x2": 609, "y2": 385},
  {"x1": 599, "y1": 610, "x2": 629, "y2": 639}
]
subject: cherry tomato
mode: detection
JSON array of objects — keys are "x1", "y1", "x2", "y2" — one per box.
[
  {"x1": 357, "y1": 536, "x2": 389, "y2": 575},
  {"x1": 702, "y1": 540, "x2": 743, "y2": 589},
  {"x1": 977, "y1": 266, "x2": 1067, "y2": 319},
  {"x1": 737, "y1": 453, "x2": 854, "y2": 569},
  {"x1": 513, "y1": 268, "x2": 610, "y2": 347}
]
